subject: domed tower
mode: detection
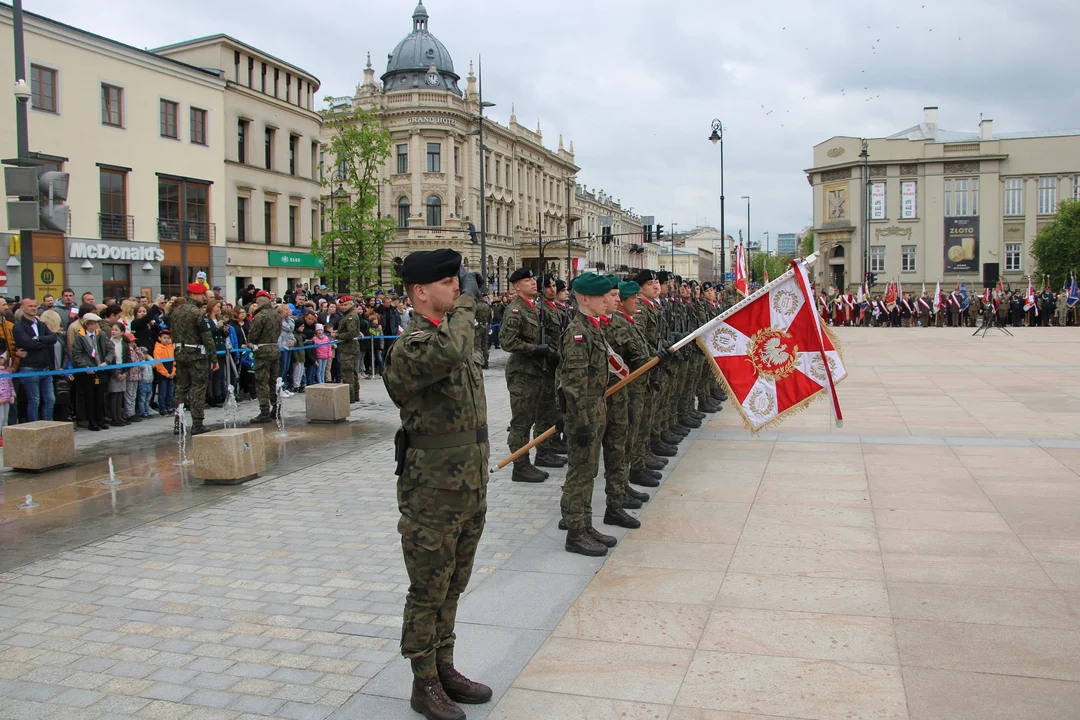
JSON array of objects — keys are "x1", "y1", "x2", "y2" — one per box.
[{"x1": 381, "y1": 1, "x2": 462, "y2": 96}]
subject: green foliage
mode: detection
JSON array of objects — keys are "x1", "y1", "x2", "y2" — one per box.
[
  {"x1": 312, "y1": 102, "x2": 395, "y2": 293},
  {"x1": 801, "y1": 230, "x2": 814, "y2": 257},
  {"x1": 1032, "y1": 199, "x2": 1080, "y2": 288},
  {"x1": 748, "y1": 252, "x2": 792, "y2": 284}
]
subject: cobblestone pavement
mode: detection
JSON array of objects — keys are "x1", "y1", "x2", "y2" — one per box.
[{"x1": 0, "y1": 349, "x2": 694, "y2": 720}]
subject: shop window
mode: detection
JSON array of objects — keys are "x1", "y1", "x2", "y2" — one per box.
[{"x1": 102, "y1": 263, "x2": 130, "y2": 302}]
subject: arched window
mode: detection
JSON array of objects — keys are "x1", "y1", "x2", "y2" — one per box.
[
  {"x1": 397, "y1": 197, "x2": 410, "y2": 229},
  {"x1": 426, "y1": 195, "x2": 441, "y2": 227}
]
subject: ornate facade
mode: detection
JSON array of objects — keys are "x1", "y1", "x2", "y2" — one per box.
[{"x1": 577, "y1": 184, "x2": 651, "y2": 275}]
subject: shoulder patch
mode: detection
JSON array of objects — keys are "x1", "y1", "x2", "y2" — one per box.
[
  {"x1": 511, "y1": 308, "x2": 519, "y2": 313},
  {"x1": 409, "y1": 331, "x2": 425, "y2": 337},
  {"x1": 573, "y1": 335, "x2": 583, "y2": 342}
]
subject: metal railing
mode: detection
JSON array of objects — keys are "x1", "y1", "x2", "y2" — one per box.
[
  {"x1": 99, "y1": 213, "x2": 134, "y2": 240},
  {"x1": 157, "y1": 218, "x2": 215, "y2": 243}
]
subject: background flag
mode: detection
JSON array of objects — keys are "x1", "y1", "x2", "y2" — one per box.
[
  {"x1": 734, "y1": 243, "x2": 749, "y2": 296},
  {"x1": 1069, "y1": 274, "x2": 1079, "y2": 308},
  {"x1": 933, "y1": 281, "x2": 941, "y2": 313}
]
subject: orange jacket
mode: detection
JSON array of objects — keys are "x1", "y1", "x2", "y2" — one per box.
[{"x1": 153, "y1": 342, "x2": 175, "y2": 377}]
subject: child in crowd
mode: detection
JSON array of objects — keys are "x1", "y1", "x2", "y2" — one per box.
[
  {"x1": 123, "y1": 333, "x2": 143, "y2": 422},
  {"x1": 106, "y1": 323, "x2": 130, "y2": 426},
  {"x1": 128, "y1": 333, "x2": 154, "y2": 420},
  {"x1": 153, "y1": 329, "x2": 175, "y2": 414},
  {"x1": 313, "y1": 323, "x2": 333, "y2": 383},
  {"x1": 0, "y1": 339, "x2": 14, "y2": 446}
]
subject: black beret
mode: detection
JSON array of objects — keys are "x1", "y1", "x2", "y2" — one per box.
[
  {"x1": 701, "y1": 281, "x2": 715, "y2": 290},
  {"x1": 509, "y1": 267, "x2": 535, "y2": 283},
  {"x1": 555, "y1": 279, "x2": 567, "y2": 292},
  {"x1": 542, "y1": 274, "x2": 557, "y2": 288},
  {"x1": 400, "y1": 248, "x2": 462, "y2": 285},
  {"x1": 634, "y1": 269, "x2": 658, "y2": 285},
  {"x1": 656, "y1": 271, "x2": 672, "y2": 283}
]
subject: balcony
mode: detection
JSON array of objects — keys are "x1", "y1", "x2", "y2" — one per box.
[
  {"x1": 157, "y1": 218, "x2": 215, "y2": 244},
  {"x1": 99, "y1": 213, "x2": 134, "y2": 240}
]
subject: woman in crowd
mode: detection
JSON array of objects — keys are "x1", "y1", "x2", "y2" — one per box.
[
  {"x1": 229, "y1": 307, "x2": 253, "y2": 400},
  {"x1": 39, "y1": 308, "x2": 72, "y2": 424},
  {"x1": 277, "y1": 303, "x2": 295, "y2": 395},
  {"x1": 205, "y1": 300, "x2": 227, "y2": 407},
  {"x1": 118, "y1": 298, "x2": 139, "y2": 333},
  {"x1": 296, "y1": 311, "x2": 318, "y2": 389}
]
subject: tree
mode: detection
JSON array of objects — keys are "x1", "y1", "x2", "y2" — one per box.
[
  {"x1": 748, "y1": 252, "x2": 791, "y2": 284},
  {"x1": 312, "y1": 102, "x2": 395, "y2": 293},
  {"x1": 801, "y1": 230, "x2": 815, "y2": 257},
  {"x1": 1032, "y1": 199, "x2": 1080, "y2": 289}
]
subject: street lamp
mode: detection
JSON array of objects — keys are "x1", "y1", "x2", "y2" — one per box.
[
  {"x1": 741, "y1": 196, "x2": 750, "y2": 282},
  {"x1": 465, "y1": 56, "x2": 495, "y2": 287},
  {"x1": 671, "y1": 222, "x2": 678, "y2": 280},
  {"x1": 709, "y1": 119, "x2": 726, "y2": 286},
  {"x1": 329, "y1": 166, "x2": 347, "y2": 293}
]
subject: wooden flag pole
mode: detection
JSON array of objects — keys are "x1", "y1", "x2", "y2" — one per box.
[{"x1": 491, "y1": 253, "x2": 822, "y2": 473}]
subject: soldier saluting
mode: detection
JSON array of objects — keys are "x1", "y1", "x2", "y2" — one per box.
[{"x1": 382, "y1": 249, "x2": 492, "y2": 720}]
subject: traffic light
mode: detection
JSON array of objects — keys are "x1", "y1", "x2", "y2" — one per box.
[
  {"x1": 468, "y1": 223, "x2": 478, "y2": 244},
  {"x1": 39, "y1": 171, "x2": 69, "y2": 232},
  {"x1": 656, "y1": 224, "x2": 664, "y2": 241},
  {"x1": 601, "y1": 227, "x2": 612, "y2": 245},
  {"x1": 867, "y1": 272, "x2": 877, "y2": 286},
  {"x1": 644, "y1": 225, "x2": 653, "y2": 243}
]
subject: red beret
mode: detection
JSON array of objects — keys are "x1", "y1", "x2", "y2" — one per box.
[
  {"x1": 338, "y1": 295, "x2": 352, "y2": 303},
  {"x1": 255, "y1": 290, "x2": 271, "y2": 299},
  {"x1": 187, "y1": 283, "x2": 207, "y2": 294}
]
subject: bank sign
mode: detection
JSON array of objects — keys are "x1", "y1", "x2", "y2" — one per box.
[
  {"x1": 267, "y1": 251, "x2": 323, "y2": 269},
  {"x1": 70, "y1": 241, "x2": 165, "y2": 262}
]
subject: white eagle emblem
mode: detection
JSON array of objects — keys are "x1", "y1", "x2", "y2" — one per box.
[{"x1": 761, "y1": 337, "x2": 791, "y2": 365}]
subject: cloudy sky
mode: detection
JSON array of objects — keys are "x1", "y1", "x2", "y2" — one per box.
[{"x1": 29, "y1": 0, "x2": 1080, "y2": 247}]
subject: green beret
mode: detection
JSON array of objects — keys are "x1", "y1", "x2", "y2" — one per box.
[
  {"x1": 603, "y1": 274, "x2": 620, "y2": 291},
  {"x1": 572, "y1": 272, "x2": 611, "y2": 297},
  {"x1": 618, "y1": 281, "x2": 640, "y2": 300}
]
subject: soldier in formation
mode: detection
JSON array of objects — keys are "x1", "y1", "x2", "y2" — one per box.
[
  {"x1": 170, "y1": 283, "x2": 218, "y2": 435},
  {"x1": 383, "y1": 249, "x2": 492, "y2": 720},
  {"x1": 474, "y1": 293, "x2": 491, "y2": 369}
]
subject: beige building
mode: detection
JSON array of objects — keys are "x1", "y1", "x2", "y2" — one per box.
[
  {"x1": 326, "y1": 2, "x2": 645, "y2": 291},
  {"x1": 0, "y1": 5, "x2": 227, "y2": 301},
  {"x1": 154, "y1": 36, "x2": 323, "y2": 301},
  {"x1": 808, "y1": 106, "x2": 1080, "y2": 291},
  {"x1": 577, "y1": 184, "x2": 652, "y2": 275},
  {"x1": 675, "y1": 226, "x2": 734, "y2": 283},
  {"x1": 655, "y1": 242, "x2": 714, "y2": 282}
]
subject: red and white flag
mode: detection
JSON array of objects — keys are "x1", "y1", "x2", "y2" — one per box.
[
  {"x1": 933, "y1": 281, "x2": 941, "y2": 313},
  {"x1": 695, "y1": 259, "x2": 846, "y2": 432},
  {"x1": 734, "y1": 243, "x2": 748, "y2": 296},
  {"x1": 1024, "y1": 276, "x2": 1038, "y2": 314}
]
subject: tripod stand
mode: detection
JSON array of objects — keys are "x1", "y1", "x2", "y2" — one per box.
[{"x1": 973, "y1": 307, "x2": 1012, "y2": 337}]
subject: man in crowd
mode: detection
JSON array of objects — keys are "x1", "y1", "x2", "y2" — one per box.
[{"x1": 13, "y1": 298, "x2": 57, "y2": 421}]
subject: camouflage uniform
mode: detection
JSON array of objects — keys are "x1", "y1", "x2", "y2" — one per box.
[
  {"x1": 474, "y1": 299, "x2": 491, "y2": 368},
  {"x1": 246, "y1": 303, "x2": 280, "y2": 416},
  {"x1": 604, "y1": 312, "x2": 651, "y2": 508},
  {"x1": 1056, "y1": 293, "x2": 1068, "y2": 327},
  {"x1": 383, "y1": 293, "x2": 488, "y2": 680},
  {"x1": 170, "y1": 299, "x2": 215, "y2": 425},
  {"x1": 636, "y1": 297, "x2": 664, "y2": 450},
  {"x1": 558, "y1": 311, "x2": 608, "y2": 530},
  {"x1": 500, "y1": 295, "x2": 546, "y2": 454},
  {"x1": 337, "y1": 307, "x2": 362, "y2": 402},
  {"x1": 533, "y1": 298, "x2": 565, "y2": 452}
]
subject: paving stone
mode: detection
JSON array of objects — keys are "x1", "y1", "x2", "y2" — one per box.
[{"x1": 51, "y1": 688, "x2": 105, "y2": 707}]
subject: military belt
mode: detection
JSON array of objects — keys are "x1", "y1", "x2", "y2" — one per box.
[
  {"x1": 406, "y1": 423, "x2": 489, "y2": 450},
  {"x1": 175, "y1": 343, "x2": 206, "y2": 354}
]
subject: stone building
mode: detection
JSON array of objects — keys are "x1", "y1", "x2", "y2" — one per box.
[
  {"x1": 576, "y1": 184, "x2": 651, "y2": 275},
  {"x1": 808, "y1": 106, "x2": 1080, "y2": 291}
]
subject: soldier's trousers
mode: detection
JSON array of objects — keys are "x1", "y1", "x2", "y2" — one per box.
[
  {"x1": 340, "y1": 349, "x2": 359, "y2": 401},
  {"x1": 253, "y1": 352, "x2": 278, "y2": 414},
  {"x1": 561, "y1": 399, "x2": 606, "y2": 530},
  {"x1": 602, "y1": 388, "x2": 630, "y2": 509},
  {"x1": 507, "y1": 371, "x2": 544, "y2": 453},
  {"x1": 475, "y1": 326, "x2": 489, "y2": 367},
  {"x1": 654, "y1": 366, "x2": 677, "y2": 437},
  {"x1": 398, "y1": 484, "x2": 487, "y2": 679},
  {"x1": 175, "y1": 358, "x2": 209, "y2": 423},
  {"x1": 533, "y1": 369, "x2": 558, "y2": 450},
  {"x1": 627, "y1": 379, "x2": 650, "y2": 471}
]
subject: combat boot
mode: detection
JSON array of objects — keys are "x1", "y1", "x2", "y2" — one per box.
[
  {"x1": 437, "y1": 665, "x2": 492, "y2": 705},
  {"x1": 651, "y1": 441, "x2": 677, "y2": 457},
  {"x1": 698, "y1": 399, "x2": 718, "y2": 413},
  {"x1": 661, "y1": 430, "x2": 684, "y2": 445},
  {"x1": 190, "y1": 422, "x2": 211, "y2": 436},
  {"x1": 679, "y1": 416, "x2": 702, "y2": 429},
  {"x1": 630, "y1": 469, "x2": 660, "y2": 488},
  {"x1": 586, "y1": 526, "x2": 618, "y2": 547},
  {"x1": 626, "y1": 486, "x2": 650, "y2": 503},
  {"x1": 645, "y1": 454, "x2": 667, "y2": 471},
  {"x1": 534, "y1": 448, "x2": 568, "y2": 468},
  {"x1": 621, "y1": 493, "x2": 643, "y2": 510},
  {"x1": 511, "y1": 459, "x2": 547, "y2": 483},
  {"x1": 250, "y1": 410, "x2": 273, "y2": 424},
  {"x1": 669, "y1": 424, "x2": 691, "y2": 436},
  {"x1": 410, "y1": 676, "x2": 465, "y2": 720},
  {"x1": 603, "y1": 507, "x2": 641, "y2": 529},
  {"x1": 548, "y1": 437, "x2": 569, "y2": 455},
  {"x1": 565, "y1": 529, "x2": 607, "y2": 556},
  {"x1": 645, "y1": 468, "x2": 663, "y2": 480},
  {"x1": 688, "y1": 409, "x2": 707, "y2": 420}
]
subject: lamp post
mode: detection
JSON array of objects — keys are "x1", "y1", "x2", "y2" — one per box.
[
  {"x1": 859, "y1": 139, "x2": 870, "y2": 289},
  {"x1": 670, "y1": 222, "x2": 678, "y2": 279},
  {"x1": 741, "y1": 195, "x2": 750, "y2": 283},
  {"x1": 329, "y1": 167, "x2": 346, "y2": 293},
  {"x1": 566, "y1": 176, "x2": 575, "y2": 281},
  {"x1": 708, "y1": 119, "x2": 726, "y2": 286},
  {"x1": 465, "y1": 56, "x2": 495, "y2": 286}
]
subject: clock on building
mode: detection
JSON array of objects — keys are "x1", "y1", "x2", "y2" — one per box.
[{"x1": 425, "y1": 71, "x2": 440, "y2": 86}]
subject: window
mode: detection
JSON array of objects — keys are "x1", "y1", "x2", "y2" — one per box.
[
  {"x1": 237, "y1": 120, "x2": 248, "y2": 163},
  {"x1": 1038, "y1": 176, "x2": 1058, "y2": 215},
  {"x1": 397, "y1": 144, "x2": 408, "y2": 173},
  {"x1": 901, "y1": 245, "x2": 916, "y2": 273},
  {"x1": 264, "y1": 201, "x2": 275, "y2": 244},
  {"x1": 495, "y1": 159, "x2": 501, "y2": 187},
  {"x1": 102, "y1": 263, "x2": 130, "y2": 301},
  {"x1": 1005, "y1": 243, "x2": 1022, "y2": 272},
  {"x1": 190, "y1": 107, "x2": 207, "y2": 145},
  {"x1": 289, "y1": 205, "x2": 298, "y2": 246},
  {"x1": 397, "y1": 197, "x2": 410, "y2": 228},
  {"x1": 274, "y1": 68, "x2": 279, "y2": 97},
  {"x1": 1004, "y1": 177, "x2": 1024, "y2": 216},
  {"x1": 1074, "y1": 175, "x2": 1080, "y2": 201},
  {"x1": 265, "y1": 128, "x2": 274, "y2": 169},
  {"x1": 286, "y1": 73, "x2": 291, "y2": 104},
  {"x1": 185, "y1": 183, "x2": 209, "y2": 241},
  {"x1": 248, "y1": 56, "x2": 254, "y2": 87},
  {"x1": 426, "y1": 195, "x2": 441, "y2": 227},
  {"x1": 311, "y1": 208, "x2": 318, "y2": 244},
  {"x1": 311, "y1": 141, "x2": 318, "y2": 181},
  {"x1": 158, "y1": 179, "x2": 180, "y2": 239},
  {"x1": 261, "y1": 62, "x2": 267, "y2": 93},
  {"x1": 944, "y1": 177, "x2": 978, "y2": 217},
  {"x1": 99, "y1": 169, "x2": 127, "y2": 239},
  {"x1": 871, "y1": 181, "x2": 886, "y2": 220},
  {"x1": 869, "y1": 246, "x2": 885, "y2": 273},
  {"x1": 453, "y1": 146, "x2": 459, "y2": 175},
  {"x1": 237, "y1": 196, "x2": 248, "y2": 242},
  {"x1": 289, "y1": 135, "x2": 298, "y2": 175},
  {"x1": 901, "y1": 180, "x2": 917, "y2": 219},
  {"x1": 30, "y1": 65, "x2": 57, "y2": 112},
  {"x1": 426, "y1": 143, "x2": 441, "y2": 172},
  {"x1": 234, "y1": 51, "x2": 240, "y2": 83},
  {"x1": 101, "y1": 84, "x2": 122, "y2": 126},
  {"x1": 160, "y1": 100, "x2": 178, "y2": 139}
]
